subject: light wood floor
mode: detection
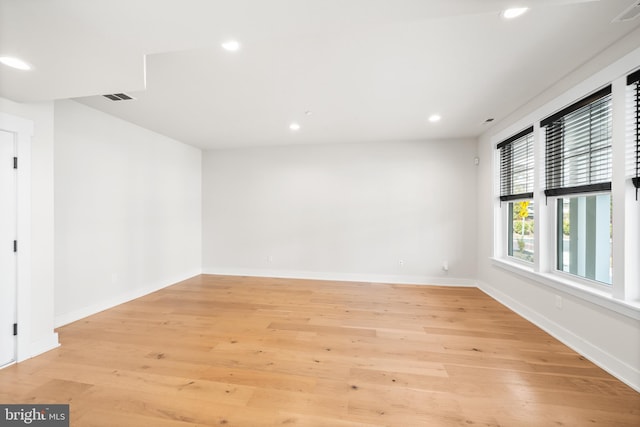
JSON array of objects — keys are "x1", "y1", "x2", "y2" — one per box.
[{"x1": 1, "y1": 275, "x2": 638, "y2": 426}]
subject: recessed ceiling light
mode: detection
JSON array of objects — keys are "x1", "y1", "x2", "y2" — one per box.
[
  {"x1": 0, "y1": 56, "x2": 31, "y2": 71},
  {"x1": 221, "y1": 40, "x2": 241, "y2": 52},
  {"x1": 428, "y1": 114, "x2": 441, "y2": 123},
  {"x1": 502, "y1": 7, "x2": 529, "y2": 19},
  {"x1": 289, "y1": 122, "x2": 301, "y2": 131}
]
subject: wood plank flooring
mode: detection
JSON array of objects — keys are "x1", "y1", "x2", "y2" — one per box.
[{"x1": 1, "y1": 274, "x2": 638, "y2": 426}]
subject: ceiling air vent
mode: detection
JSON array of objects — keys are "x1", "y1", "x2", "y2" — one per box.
[
  {"x1": 612, "y1": 1, "x2": 640, "y2": 22},
  {"x1": 103, "y1": 93, "x2": 135, "y2": 101}
]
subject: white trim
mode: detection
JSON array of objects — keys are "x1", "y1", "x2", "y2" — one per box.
[
  {"x1": 202, "y1": 267, "x2": 477, "y2": 287},
  {"x1": 478, "y1": 279, "x2": 640, "y2": 393},
  {"x1": 0, "y1": 112, "x2": 36, "y2": 363},
  {"x1": 28, "y1": 332, "x2": 59, "y2": 359},
  {"x1": 491, "y1": 257, "x2": 640, "y2": 320},
  {"x1": 611, "y1": 76, "x2": 627, "y2": 300},
  {"x1": 505, "y1": 252, "x2": 535, "y2": 269},
  {"x1": 0, "y1": 360, "x2": 16, "y2": 370},
  {"x1": 490, "y1": 47, "x2": 640, "y2": 321},
  {"x1": 54, "y1": 270, "x2": 202, "y2": 327}
]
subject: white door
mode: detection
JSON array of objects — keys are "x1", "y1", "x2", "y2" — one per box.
[{"x1": 0, "y1": 129, "x2": 17, "y2": 366}]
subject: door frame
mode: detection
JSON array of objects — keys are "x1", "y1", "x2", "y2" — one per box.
[{"x1": 0, "y1": 112, "x2": 32, "y2": 364}]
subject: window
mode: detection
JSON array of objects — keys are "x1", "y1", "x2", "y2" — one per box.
[
  {"x1": 492, "y1": 59, "x2": 640, "y2": 317},
  {"x1": 498, "y1": 127, "x2": 535, "y2": 262},
  {"x1": 541, "y1": 86, "x2": 612, "y2": 284},
  {"x1": 542, "y1": 86, "x2": 612, "y2": 196},
  {"x1": 557, "y1": 195, "x2": 611, "y2": 284},
  {"x1": 508, "y1": 200, "x2": 535, "y2": 262},
  {"x1": 498, "y1": 127, "x2": 534, "y2": 201}
]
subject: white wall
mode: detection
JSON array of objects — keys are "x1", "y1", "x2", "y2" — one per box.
[
  {"x1": 203, "y1": 140, "x2": 477, "y2": 285},
  {"x1": 54, "y1": 100, "x2": 202, "y2": 326},
  {"x1": 476, "y1": 31, "x2": 640, "y2": 391},
  {"x1": 0, "y1": 97, "x2": 58, "y2": 358}
]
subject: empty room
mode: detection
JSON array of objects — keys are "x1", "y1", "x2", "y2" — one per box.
[{"x1": 1, "y1": 0, "x2": 640, "y2": 426}]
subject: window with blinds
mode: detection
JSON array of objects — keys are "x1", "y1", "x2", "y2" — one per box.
[
  {"x1": 629, "y1": 69, "x2": 640, "y2": 189},
  {"x1": 497, "y1": 126, "x2": 534, "y2": 201},
  {"x1": 541, "y1": 86, "x2": 612, "y2": 197}
]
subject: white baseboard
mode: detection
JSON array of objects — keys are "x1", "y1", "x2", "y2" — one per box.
[
  {"x1": 477, "y1": 280, "x2": 640, "y2": 393},
  {"x1": 54, "y1": 269, "x2": 202, "y2": 328},
  {"x1": 25, "y1": 332, "x2": 60, "y2": 361},
  {"x1": 202, "y1": 267, "x2": 477, "y2": 287}
]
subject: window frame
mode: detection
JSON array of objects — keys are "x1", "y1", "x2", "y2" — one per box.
[
  {"x1": 497, "y1": 126, "x2": 535, "y2": 202},
  {"x1": 541, "y1": 85, "x2": 612, "y2": 198},
  {"x1": 502, "y1": 199, "x2": 535, "y2": 264},
  {"x1": 491, "y1": 60, "x2": 640, "y2": 319},
  {"x1": 540, "y1": 87, "x2": 613, "y2": 287},
  {"x1": 553, "y1": 192, "x2": 612, "y2": 287},
  {"x1": 497, "y1": 127, "x2": 536, "y2": 263}
]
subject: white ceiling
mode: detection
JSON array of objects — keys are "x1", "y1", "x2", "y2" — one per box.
[{"x1": 1, "y1": 0, "x2": 639, "y2": 149}]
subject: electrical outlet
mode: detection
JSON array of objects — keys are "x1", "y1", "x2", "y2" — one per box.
[
  {"x1": 442, "y1": 261, "x2": 449, "y2": 272},
  {"x1": 555, "y1": 295, "x2": 563, "y2": 309},
  {"x1": 398, "y1": 260, "x2": 404, "y2": 267}
]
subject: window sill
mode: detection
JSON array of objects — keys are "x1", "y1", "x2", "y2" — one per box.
[{"x1": 490, "y1": 257, "x2": 640, "y2": 320}]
